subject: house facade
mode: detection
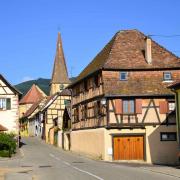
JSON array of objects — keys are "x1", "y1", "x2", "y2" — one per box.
[
  {"x1": 23, "y1": 97, "x2": 47, "y2": 137},
  {"x1": 0, "y1": 74, "x2": 21, "y2": 134},
  {"x1": 69, "y1": 30, "x2": 180, "y2": 165},
  {"x1": 41, "y1": 90, "x2": 71, "y2": 146}
]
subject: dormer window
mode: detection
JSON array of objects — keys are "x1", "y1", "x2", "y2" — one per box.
[
  {"x1": 120, "y1": 72, "x2": 127, "y2": 81},
  {"x1": 163, "y1": 72, "x2": 172, "y2": 81}
]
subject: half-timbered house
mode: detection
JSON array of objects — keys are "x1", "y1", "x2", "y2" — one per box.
[
  {"x1": 41, "y1": 90, "x2": 71, "y2": 146},
  {"x1": 69, "y1": 29, "x2": 180, "y2": 165},
  {"x1": 0, "y1": 74, "x2": 21, "y2": 134}
]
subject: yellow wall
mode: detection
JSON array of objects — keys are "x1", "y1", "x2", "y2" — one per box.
[
  {"x1": 19, "y1": 103, "x2": 32, "y2": 118},
  {"x1": 71, "y1": 125, "x2": 179, "y2": 165},
  {"x1": 50, "y1": 83, "x2": 69, "y2": 95},
  {"x1": 45, "y1": 95, "x2": 71, "y2": 145},
  {"x1": 71, "y1": 128, "x2": 105, "y2": 160}
]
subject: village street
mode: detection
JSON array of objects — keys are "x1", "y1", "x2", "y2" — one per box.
[{"x1": 0, "y1": 137, "x2": 179, "y2": 180}]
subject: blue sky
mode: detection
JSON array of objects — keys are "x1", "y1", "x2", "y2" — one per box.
[{"x1": 0, "y1": 0, "x2": 180, "y2": 84}]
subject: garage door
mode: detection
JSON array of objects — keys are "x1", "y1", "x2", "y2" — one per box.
[{"x1": 113, "y1": 136, "x2": 144, "y2": 160}]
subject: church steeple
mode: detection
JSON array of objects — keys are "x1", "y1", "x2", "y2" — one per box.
[{"x1": 50, "y1": 32, "x2": 70, "y2": 95}]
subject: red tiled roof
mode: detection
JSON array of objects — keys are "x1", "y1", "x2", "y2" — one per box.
[
  {"x1": 23, "y1": 98, "x2": 43, "y2": 118},
  {"x1": 168, "y1": 80, "x2": 180, "y2": 89},
  {"x1": 72, "y1": 29, "x2": 180, "y2": 85},
  {"x1": 0, "y1": 124, "x2": 8, "y2": 131},
  {"x1": 19, "y1": 84, "x2": 46, "y2": 105}
]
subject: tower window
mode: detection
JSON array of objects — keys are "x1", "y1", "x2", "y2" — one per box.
[{"x1": 59, "y1": 84, "x2": 64, "y2": 90}]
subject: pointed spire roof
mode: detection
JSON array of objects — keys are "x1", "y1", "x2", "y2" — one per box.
[
  {"x1": 51, "y1": 32, "x2": 70, "y2": 84},
  {"x1": 19, "y1": 84, "x2": 46, "y2": 105}
]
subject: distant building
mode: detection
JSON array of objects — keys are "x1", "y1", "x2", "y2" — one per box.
[
  {"x1": 0, "y1": 74, "x2": 21, "y2": 134},
  {"x1": 69, "y1": 29, "x2": 180, "y2": 165},
  {"x1": 23, "y1": 97, "x2": 47, "y2": 137},
  {"x1": 19, "y1": 84, "x2": 46, "y2": 136},
  {"x1": 19, "y1": 84, "x2": 46, "y2": 118}
]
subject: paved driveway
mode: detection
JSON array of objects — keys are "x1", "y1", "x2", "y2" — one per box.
[{"x1": 0, "y1": 137, "x2": 180, "y2": 180}]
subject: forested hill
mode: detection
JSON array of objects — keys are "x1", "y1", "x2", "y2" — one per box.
[{"x1": 15, "y1": 77, "x2": 76, "y2": 96}]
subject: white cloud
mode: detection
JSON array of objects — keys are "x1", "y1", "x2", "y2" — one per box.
[{"x1": 22, "y1": 76, "x2": 34, "y2": 82}]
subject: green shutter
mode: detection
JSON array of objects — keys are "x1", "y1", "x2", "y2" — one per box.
[{"x1": 6, "y1": 98, "x2": 11, "y2": 110}]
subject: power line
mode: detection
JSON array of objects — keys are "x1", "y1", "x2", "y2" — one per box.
[{"x1": 149, "y1": 34, "x2": 180, "y2": 38}]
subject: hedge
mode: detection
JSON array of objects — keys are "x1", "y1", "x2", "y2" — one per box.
[{"x1": 0, "y1": 133, "x2": 17, "y2": 157}]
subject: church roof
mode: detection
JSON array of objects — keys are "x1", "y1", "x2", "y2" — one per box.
[
  {"x1": 51, "y1": 32, "x2": 70, "y2": 84},
  {"x1": 19, "y1": 84, "x2": 46, "y2": 105}
]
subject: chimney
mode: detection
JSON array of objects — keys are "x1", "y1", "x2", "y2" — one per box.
[{"x1": 145, "y1": 36, "x2": 152, "y2": 64}]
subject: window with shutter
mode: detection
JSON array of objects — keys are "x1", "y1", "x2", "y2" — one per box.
[
  {"x1": 122, "y1": 100, "x2": 135, "y2": 114},
  {"x1": 0, "y1": 98, "x2": 6, "y2": 110}
]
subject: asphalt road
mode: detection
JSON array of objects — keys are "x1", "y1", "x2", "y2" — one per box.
[{"x1": 0, "y1": 137, "x2": 180, "y2": 180}]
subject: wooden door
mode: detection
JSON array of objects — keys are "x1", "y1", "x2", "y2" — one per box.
[{"x1": 113, "y1": 136, "x2": 144, "y2": 160}]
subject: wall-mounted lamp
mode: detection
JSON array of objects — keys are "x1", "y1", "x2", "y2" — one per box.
[{"x1": 101, "y1": 98, "x2": 106, "y2": 106}]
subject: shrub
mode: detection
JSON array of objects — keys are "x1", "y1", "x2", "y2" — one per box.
[{"x1": 0, "y1": 133, "x2": 17, "y2": 157}]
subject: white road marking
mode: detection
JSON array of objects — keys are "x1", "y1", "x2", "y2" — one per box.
[
  {"x1": 49, "y1": 153, "x2": 55, "y2": 157},
  {"x1": 63, "y1": 161, "x2": 71, "y2": 166},
  {"x1": 49, "y1": 153, "x2": 104, "y2": 180},
  {"x1": 72, "y1": 166, "x2": 104, "y2": 180}
]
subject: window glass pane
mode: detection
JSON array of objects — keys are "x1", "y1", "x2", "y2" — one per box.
[
  {"x1": 64, "y1": 100, "x2": 70, "y2": 106},
  {"x1": 168, "y1": 134, "x2": 176, "y2": 140},
  {"x1": 162, "y1": 134, "x2": 168, "y2": 140},
  {"x1": 161, "y1": 132, "x2": 176, "y2": 141},
  {"x1": 123, "y1": 100, "x2": 128, "y2": 113},
  {"x1": 168, "y1": 102, "x2": 175, "y2": 111},
  {"x1": 120, "y1": 72, "x2": 127, "y2": 80},
  {"x1": 0, "y1": 99, "x2": 6, "y2": 109},
  {"x1": 129, "y1": 100, "x2": 134, "y2": 113},
  {"x1": 164, "y1": 72, "x2": 172, "y2": 80}
]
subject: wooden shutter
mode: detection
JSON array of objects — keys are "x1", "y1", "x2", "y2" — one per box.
[
  {"x1": 6, "y1": 98, "x2": 11, "y2": 110},
  {"x1": 159, "y1": 101, "x2": 168, "y2": 114},
  {"x1": 135, "y1": 99, "x2": 142, "y2": 114},
  {"x1": 94, "y1": 102, "x2": 98, "y2": 117},
  {"x1": 115, "y1": 99, "x2": 122, "y2": 114}
]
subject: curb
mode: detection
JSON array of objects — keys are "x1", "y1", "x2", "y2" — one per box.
[
  {"x1": 0, "y1": 148, "x2": 24, "y2": 162},
  {"x1": 141, "y1": 167, "x2": 180, "y2": 179}
]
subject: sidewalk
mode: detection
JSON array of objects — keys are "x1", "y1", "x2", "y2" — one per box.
[
  {"x1": 0, "y1": 148, "x2": 23, "y2": 162},
  {"x1": 140, "y1": 165, "x2": 180, "y2": 178}
]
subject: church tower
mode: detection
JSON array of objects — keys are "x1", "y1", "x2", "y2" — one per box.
[{"x1": 50, "y1": 32, "x2": 71, "y2": 95}]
